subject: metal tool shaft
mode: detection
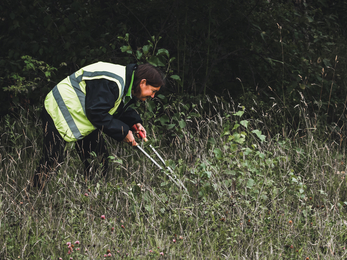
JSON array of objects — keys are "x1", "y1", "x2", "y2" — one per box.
[
  {"x1": 132, "y1": 124, "x2": 188, "y2": 193},
  {"x1": 135, "y1": 145, "x2": 162, "y2": 170},
  {"x1": 149, "y1": 144, "x2": 174, "y2": 174}
]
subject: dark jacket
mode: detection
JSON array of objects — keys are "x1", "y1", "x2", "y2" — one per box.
[{"x1": 85, "y1": 64, "x2": 142, "y2": 141}]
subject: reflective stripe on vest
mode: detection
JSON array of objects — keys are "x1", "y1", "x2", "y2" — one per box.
[{"x1": 45, "y1": 62, "x2": 131, "y2": 142}]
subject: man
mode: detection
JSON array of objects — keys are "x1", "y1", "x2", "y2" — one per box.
[{"x1": 32, "y1": 62, "x2": 164, "y2": 189}]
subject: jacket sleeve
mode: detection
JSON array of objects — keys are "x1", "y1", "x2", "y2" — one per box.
[
  {"x1": 115, "y1": 105, "x2": 143, "y2": 127},
  {"x1": 85, "y1": 79, "x2": 130, "y2": 141}
]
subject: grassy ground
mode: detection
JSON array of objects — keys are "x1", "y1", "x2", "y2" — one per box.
[{"x1": 1, "y1": 96, "x2": 347, "y2": 259}]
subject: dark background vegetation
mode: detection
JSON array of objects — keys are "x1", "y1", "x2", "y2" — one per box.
[{"x1": 1, "y1": 0, "x2": 347, "y2": 129}]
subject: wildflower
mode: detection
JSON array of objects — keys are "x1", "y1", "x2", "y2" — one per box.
[
  {"x1": 108, "y1": 253, "x2": 112, "y2": 257},
  {"x1": 107, "y1": 249, "x2": 111, "y2": 253},
  {"x1": 149, "y1": 250, "x2": 153, "y2": 253},
  {"x1": 179, "y1": 236, "x2": 183, "y2": 240},
  {"x1": 173, "y1": 239, "x2": 176, "y2": 243},
  {"x1": 111, "y1": 227, "x2": 115, "y2": 231},
  {"x1": 66, "y1": 242, "x2": 72, "y2": 246},
  {"x1": 59, "y1": 258, "x2": 63, "y2": 260},
  {"x1": 289, "y1": 220, "x2": 293, "y2": 225},
  {"x1": 84, "y1": 193, "x2": 88, "y2": 197},
  {"x1": 160, "y1": 252, "x2": 164, "y2": 256},
  {"x1": 101, "y1": 215, "x2": 106, "y2": 220},
  {"x1": 76, "y1": 248, "x2": 80, "y2": 251},
  {"x1": 104, "y1": 254, "x2": 108, "y2": 257},
  {"x1": 75, "y1": 240, "x2": 80, "y2": 245},
  {"x1": 121, "y1": 225, "x2": 125, "y2": 229}
]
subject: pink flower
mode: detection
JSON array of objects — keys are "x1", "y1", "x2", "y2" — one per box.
[
  {"x1": 66, "y1": 242, "x2": 72, "y2": 246},
  {"x1": 68, "y1": 250, "x2": 71, "y2": 254},
  {"x1": 149, "y1": 250, "x2": 153, "y2": 253},
  {"x1": 75, "y1": 240, "x2": 80, "y2": 244},
  {"x1": 59, "y1": 258, "x2": 63, "y2": 260},
  {"x1": 101, "y1": 215, "x2": 106, "y2": 220},
  {"x1": 104, "y1": 254, "x2": 108, "y2": 257},
  {"x1": 173, "y1": 239, "x2": 176, "y2": 243},
  {"x1": 111, "y1": 227, "x2": 115, "y2": 231},
  {"x1": 76, "y1": 248, "x2": 80, "y2": 251},
  {"x1": 160, "y1": 252, "x2": 164, "y2": 256},
  {"x1": 84, "y1": 193, "x2": 88, "y2": 197},
  {"x1": 121, "y1": 225, "x2": 125, "y2": 229},
  {"x1": 108, "y1": 253, "x2": 112, "y2": 257}
]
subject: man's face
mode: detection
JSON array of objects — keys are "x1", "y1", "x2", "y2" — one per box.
[{"x1": 133, "y1": 79, "x2": 161, "y2": 101}]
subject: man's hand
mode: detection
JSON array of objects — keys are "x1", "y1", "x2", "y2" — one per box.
[
  {"x1": 123, "y1": 130, "x2": 137, "y2": 146},
  {"x1": 133, "y1": 123, "x2": 147, "y2": 139}
]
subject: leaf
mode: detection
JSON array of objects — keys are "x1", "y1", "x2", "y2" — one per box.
[
  {"x1": 251, "y1": 130, "x2": 266, "y2": 142},
  {"x1": 136, "y1": 50, "x2": 143, "y2": 60},
  {"x1": 120, "y1": 45, "x2": 131, "y2": 53},
  {"x1": 240, "y1": 120, "x2": 249, "y2": 128},
  {"x1": 170, "y1": 75, "x2": 181, "y2": 81},
  {"x1": 247, "y1": 179, "x2": 255, "y2": 189},
  {"x1": 179, "y1": 120, "x2": 186, "y2": 129},
  {"x1": 225, "y1": 170, "x2": 236, "y2": 176},
  {"x1": 157, "y1": 94, "x2": 165, "y2": 99},
  {"x1": 213, "y1": 148, "x2": 223, "y2": 160},
  {"x1": 159, "y1": 115, "x2": 170, "y2": 125},
  {"x1": 142, "y1": 45, "x2": 150, "y2": 55},
  {"x1": 157, "y1": 48, "x2": 170, "y2": 57},
  {"x1": 167, "y1": 124, "x2": 176, "y2": 130},
  {"x1": 233, "y1": 110, "x2": 244, "y2": 117}
]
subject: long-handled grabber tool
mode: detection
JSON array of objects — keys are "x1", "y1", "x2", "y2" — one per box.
[{"x1": 132, "y1": 125, "x2": 188, "y2": 193}]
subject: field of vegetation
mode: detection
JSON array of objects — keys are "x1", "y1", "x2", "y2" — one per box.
[{"x1": 1, "y1": 93, "x2": 347, "y2": 259}]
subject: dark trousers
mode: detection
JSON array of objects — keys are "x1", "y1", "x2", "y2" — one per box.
[{"x1": 33, "y1": 107, "x2": 109, "y2": 189}]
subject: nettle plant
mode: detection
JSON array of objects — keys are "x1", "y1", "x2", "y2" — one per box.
[{"x1": 192, "y1": 107, "x2": 272, "y2": 201}]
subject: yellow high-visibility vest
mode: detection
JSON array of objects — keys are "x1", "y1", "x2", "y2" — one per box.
[{"x1": 44, "y1": 62, "x2": 134, "y2": 142}]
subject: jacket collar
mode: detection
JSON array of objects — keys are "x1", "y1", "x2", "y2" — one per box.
[{"x1": 124, "y1": 63, "x2": 138, "y2": 98}]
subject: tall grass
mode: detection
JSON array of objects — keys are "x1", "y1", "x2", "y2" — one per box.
[{"x1": 1, "y1": 94, "x2": 347, "y2": 259}]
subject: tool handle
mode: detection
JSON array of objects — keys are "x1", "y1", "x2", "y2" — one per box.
[{"x1": 132, "y1": 124, "x2": 148, "y2": 142}]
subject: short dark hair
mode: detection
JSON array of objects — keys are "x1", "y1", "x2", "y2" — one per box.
[{"x1": 133, "y1": 63, "x2": 165, "y2": 89}]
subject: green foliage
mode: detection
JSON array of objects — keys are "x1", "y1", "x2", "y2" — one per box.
[
  {"x1": 1, "y1": 95, "x2": 347, "y2": 258},
  {"x1": 118, "y1": 33, "x2": 181, "y2": 90},
  {"x1": 2, "y1": 56, "x2": 58, "y2": 95},
  {"x1": 0, "y1": 56, "x2": 62, "y2": 110}
]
